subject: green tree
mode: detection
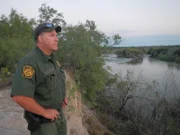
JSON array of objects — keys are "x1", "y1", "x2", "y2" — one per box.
[
  {"x1": 38, "y1": 3, "x2": 66, "y2": 26},
  {"x1": 58, "y1": 21, "x2": 109, "y2": 99},
  {"x1": 0, "y1": 9, "x2": 34, "y2": 72},
  {"x1": 112, "y1": 34, "x2": 121, "y2": 45}
]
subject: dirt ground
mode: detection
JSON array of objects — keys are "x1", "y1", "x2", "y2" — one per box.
[
  {"x1": 0, "y1": 87, "x2": 88, "y2": 135},
  {"x1": 0, "y1": 88, "x2": 29, "y2": 135}
]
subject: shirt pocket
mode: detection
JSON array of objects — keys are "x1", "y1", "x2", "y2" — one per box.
[
  {"x1": 46, "y1": 71, "x2": 58, "y2": 90},
  {"x1": 59, "y1": 68, "x2": 65, "y2": 81}
]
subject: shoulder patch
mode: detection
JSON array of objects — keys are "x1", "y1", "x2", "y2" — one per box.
[{"x1": 22, "y1": 65, "x2": 35, "y2": 79}]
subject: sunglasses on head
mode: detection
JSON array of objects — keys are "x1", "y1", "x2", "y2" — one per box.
[{"x1": 45, "y1": 23, "x2": 54, "y2": 28}]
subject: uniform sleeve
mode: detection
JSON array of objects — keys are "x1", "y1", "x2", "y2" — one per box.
[{"x1": 11, "y1": 60, "x2": 36, "y2": 98}]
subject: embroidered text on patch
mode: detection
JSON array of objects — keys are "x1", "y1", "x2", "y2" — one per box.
[{"x1": 22, "y1": 65, "x2": 35, "y2": 78}]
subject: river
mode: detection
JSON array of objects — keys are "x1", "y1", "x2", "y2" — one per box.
[{"x1": 104, "y1": 54, "x2": 180, "y2": 101}]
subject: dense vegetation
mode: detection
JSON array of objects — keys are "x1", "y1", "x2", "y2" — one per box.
[
  {"x1": 110, "y1": 46, "x2": 180, "y2": 64},
  {"x1": 0, "y1": 9, "x2": 35, "y2": 72},
  {"x1": 147, "y1": 46, "x2": 180, "y2": 63},
  {"x1": 95, "y1": 70, "x2": 180, "y2": 135},
  {"x1": 57, "y1": 22, "x2": 110, "y2": 99},
  {"x1": 114, "y1": 47, "x2": 147, "y2": 58}
]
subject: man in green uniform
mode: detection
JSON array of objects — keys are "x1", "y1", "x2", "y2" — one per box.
[{"x1": 11, "y1": 22, "x2": 67, "y2": 135}]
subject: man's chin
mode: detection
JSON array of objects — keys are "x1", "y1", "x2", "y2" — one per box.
[{"x1": 52, "y1": 47, "x2": 58, "y2": 51}]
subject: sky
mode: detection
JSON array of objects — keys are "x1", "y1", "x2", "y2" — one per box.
[{"x1": 0, "y1": 0, "x2": 180, "y2": 46}]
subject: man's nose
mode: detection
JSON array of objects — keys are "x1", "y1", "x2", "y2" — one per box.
[{"x1": 55, "y1": 36, "x2": 59, "y2": 41}]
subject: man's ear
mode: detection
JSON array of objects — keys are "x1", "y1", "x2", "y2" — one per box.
[{"x1": 38, "y1": 33, "x2": 44, "y2": 43}]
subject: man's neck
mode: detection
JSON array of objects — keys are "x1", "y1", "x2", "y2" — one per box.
[{"x1": 37, "y1": 44, "x2": 52, "y2": 56}]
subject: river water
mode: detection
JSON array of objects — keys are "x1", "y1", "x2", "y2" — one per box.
[{"x1": 104, "y1": 54, "x2": 180, "y2": 101}]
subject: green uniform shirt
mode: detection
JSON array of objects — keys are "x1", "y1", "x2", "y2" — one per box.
[{"x1": 11, "y1": 46, "x2": 66, "y2": 109}]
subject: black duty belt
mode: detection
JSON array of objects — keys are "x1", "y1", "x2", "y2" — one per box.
[{"x1": 24, "y1": 103, "x2": 62, "y2": 132}]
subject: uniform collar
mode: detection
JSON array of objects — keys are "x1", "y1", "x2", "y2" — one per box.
[{"x1": 35, "y1": 46, "x2": 55, "y2": 62}]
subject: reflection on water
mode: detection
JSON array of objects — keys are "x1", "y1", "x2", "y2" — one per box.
[
  {"x1": 126, "y1": 58, "x2": 143, "y2": 65},
  {"x1": 104, "y1": 56, "x2": 132, "y2": 64},
  {"x1": 167, "y1": 62, "x2": 180, "y2": 70},
  {"x1": 105, "y1": 55, "x2": 180, "y2": 99}
]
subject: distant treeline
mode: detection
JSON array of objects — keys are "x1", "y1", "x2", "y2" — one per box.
[
  {"x1": 148, "y1": 46, "x2": 180, "y2": 63},
  {"x1": 106, "y1": 45, "x2": 180, "y2": 63}
]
